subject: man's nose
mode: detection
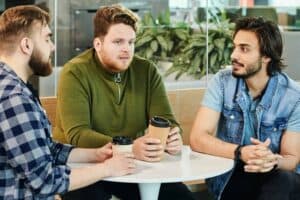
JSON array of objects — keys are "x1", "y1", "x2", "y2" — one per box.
[
  {"x1": 50, "y1": 40, "x2": 55, "y2": 52},
  {"x1": 121, "y1": 44, "x2": 129, "y2": 52},
  {"x1": 230, "y1": 48, "x2": 238, "y2": 60}
]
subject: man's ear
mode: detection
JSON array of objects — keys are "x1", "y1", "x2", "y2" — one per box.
[
  {"x1": 20, "y1": 37, "x2": 33, "y2": 55},
  {"x1": 93, "y1": 37, "x2": 102, "y2": 51},
  {"x1": 262, "y1": 56, "x2": 271, "y2": 64}
]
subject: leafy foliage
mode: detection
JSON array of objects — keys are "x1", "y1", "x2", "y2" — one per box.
[
  {"x1": 166, "y1": 19, "x2": 234, "y2": 79},
  {"x1": 135, "y1": 11, "x2": 190, "y2": 63},
  {"x1": 135, "y1": 9, "x2": 235, "y2": 80}
]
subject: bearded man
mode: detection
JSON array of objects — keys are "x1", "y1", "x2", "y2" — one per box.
[
  {"x1": 190, "y1": 17, "x2": 300, "y2": 200},
  {"x1": 0, "y1": 5, "x2": 136, "y2": 200},
  {"x1": 53, "y1": 4, "x2": 195, "y2": 200}
]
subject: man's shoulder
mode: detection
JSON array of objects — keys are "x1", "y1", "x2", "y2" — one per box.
[
  {"x1": 0, "y1": 70, "x2": 24, "y2": 101},
  {"x1": 130, "y1": 55, "x2": 156, "y2": 71},
  {"x1": 217, "y1": 68, "x2": 234, "y2": 78},
  {"x1": 65, "y1": 49, "x2": 93, "y2": 66},
  {"x1": 62, "y1": 49, "x2": 94, "y2": 74},
  {"x1": 277, "y1": 72, "x2": 300, "y2": 94},
  {"x1": 212, "y1": 68, "x2": 238, "y2": 87}
]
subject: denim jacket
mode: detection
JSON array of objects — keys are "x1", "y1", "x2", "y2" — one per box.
[{"x1": 203, "y1": 69, "x2": 300, "y2": 200}]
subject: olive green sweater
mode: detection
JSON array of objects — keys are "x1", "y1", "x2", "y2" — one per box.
[{"x1": 53, "y1": 49, "x2": 179, "y2": 148}]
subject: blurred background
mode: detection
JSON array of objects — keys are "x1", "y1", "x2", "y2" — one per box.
[{"x1": 1, "y1": 0, "x2": 300, "y2": 96}]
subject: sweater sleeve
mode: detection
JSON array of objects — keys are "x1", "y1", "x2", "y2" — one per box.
[
  {"x1": 147, "y1": 63, "x2": 181, "y2": 130},
  {"x1": 55, "y1": 63, "x2": 112, "y2": 148}
]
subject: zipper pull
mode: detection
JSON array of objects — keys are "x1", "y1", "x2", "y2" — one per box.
[{"x1": 114, "y1": 73, "x2": 121, "y2": 83}]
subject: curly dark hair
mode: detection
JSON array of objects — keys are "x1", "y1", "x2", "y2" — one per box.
[{"x1": 233, "y1": 17, "x2": 285, "y2": 75}]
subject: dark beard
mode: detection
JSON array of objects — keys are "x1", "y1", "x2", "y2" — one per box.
[
  {"x1": 29, "y1": 48, "x2": 53, "y2": 77},
  {"x1": 232, "y1": 60, "x2": 262, "y2": 79}
]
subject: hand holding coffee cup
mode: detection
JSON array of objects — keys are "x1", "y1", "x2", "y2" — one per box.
[
  {"x1": 147, "y1": 116, "x2": 171, "y2": 160},
  {"x1": 165, "y1": 126, "x2": 182, "y2": 155}
]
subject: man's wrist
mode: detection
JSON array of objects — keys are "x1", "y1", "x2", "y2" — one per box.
[
  {"x1": 234, "y1": 145, "x2": 243, "y2": 162},
  {"x1": 271, "y1": 155, "x2": 280, "y2": 172}
]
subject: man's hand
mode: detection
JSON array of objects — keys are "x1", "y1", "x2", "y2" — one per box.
[
  {"x1": 240, "y1": 138, "x2": 271, "y2": 163},
  {"x1": 95, "y1": 143, "x2": 113, "y2": 162},
  {"x1": 165, "y1": 127, "x2": 182, "y2": 155},
  {"x1": 103, "y1": 153, "x2": 136, "y2": 177},
  {"x1": 243, "y1": 137, "x2": 282, "y2": 173},
  {"x1": 244, "y1": 153, "x2": 281, "y2": 173},
  {"x1": 132, "y1": 135, "x2": 164, "y2": 162}
]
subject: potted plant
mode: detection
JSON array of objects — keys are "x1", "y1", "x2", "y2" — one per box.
[
  {"x1": 135, "y1": 11, "x2": 190, "y2": 66},
  {"x1": 165, "y1": 9, "x2": 235, "y2": 80}
]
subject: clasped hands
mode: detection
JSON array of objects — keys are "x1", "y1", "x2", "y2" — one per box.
[
  {"x1": 241, "y1": 137, "x2": 282, "y2": 173},
  {"x1": 132, "y1": 127, "x2": 183, "y2": 162}
]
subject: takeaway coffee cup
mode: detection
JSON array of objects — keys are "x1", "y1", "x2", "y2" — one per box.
[
  {"x1": 147, "y1": 116, "x2": 171, "y2": 149},
  {"x1": 112, "y1": 136, "x2": 133, "y2": 155}
]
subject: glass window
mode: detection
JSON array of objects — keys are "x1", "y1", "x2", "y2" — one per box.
[{"x1": 2, "y1": 0, "x2": 299, "y2": 96}]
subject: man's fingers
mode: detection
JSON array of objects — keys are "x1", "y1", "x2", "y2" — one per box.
[
  {"x1": 253, "y1": 148, "x2": 272, "y2": 158},
  {"x1": 244, "y1": 164, "x2": 260, "y2": 172},
  {"x1": 144, "y1": 137, "x2": 162, "y2": 144},
  {"x1": 169, "y1": 127, "x2": 180, "y2": 135},
  {"x1": 144, "y1": 149, "x2": 163, "y2": 157},
  {"x1": 143, "y1": 155, "x2": 162, "y2": 162},
  {"x1": 145, "y1": 144, "x2": 163, "y2": 151},
  {"x1": 250, "y1": 137, "x2": 271, "y2": 147},
  {"x1": 245, "y1": 165, "x2": 273, "y2": 173},
  {"x1": 247, "y1": 158, "x2": 264, "y2": 165},
  {"x1": 250, "y1": 137, "x2": 261, "y2": 145},
  {"x1": 245, "y1": 155, "x2": 279, "y2": 173},
  {"x1": 166, "y1": 146, "x2": 180, "y2": 153},
  {"x1": 167, "y1": 136, "x2": 179, "y2": 144},
  {"x1": 262, "y1": 138, "x2": 271, "y2": 146}
]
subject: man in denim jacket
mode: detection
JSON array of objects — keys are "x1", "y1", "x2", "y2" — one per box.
[{"x1": 190, "y1": 17, "x2": 300, "y2": 200}]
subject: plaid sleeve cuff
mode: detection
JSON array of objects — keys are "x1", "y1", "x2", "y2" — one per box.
[
  {"x1": 52, "y1": 141, "x2": 74, "y2": 165},
  {"x1": 57, "y1": 165, "x2": 72, "y2": 195}
]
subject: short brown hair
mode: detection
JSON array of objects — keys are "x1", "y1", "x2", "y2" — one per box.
[
  {"x1": 93, "y1": 4, "x2": 139, "y2": 38},
  {"x1": 0, "y1": 5, "x2": 50, "y2": 53}
]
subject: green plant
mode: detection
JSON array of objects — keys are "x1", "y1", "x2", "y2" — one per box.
[
  {"x1": 135, "y1": 11, "x2": 190, "y2": 63},
  {"x1": 165, "y1": 9, "x2": 235, "y2": 80}
]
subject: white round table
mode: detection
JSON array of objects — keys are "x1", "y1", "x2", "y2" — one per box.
[{"x1": 69, "y1": 146, "x2": 233, "y2": 200}]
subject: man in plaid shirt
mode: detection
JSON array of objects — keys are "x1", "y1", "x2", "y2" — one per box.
[{"x1": 0, "y1": 5, "x2": 136, "y2": 200}]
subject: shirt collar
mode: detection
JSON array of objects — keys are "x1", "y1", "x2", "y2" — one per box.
[
  {"x1": 236, "y1": 74, "x2": 278, "y2": 110},
  {"x1": 259, "y1": 74, "x2": 278, "y2": 109},
  {"x1": 92, "y1": 49, "x2": 127, "y2": 82},
  {"x1": 0, "y1": 61, "x2": 35, "y2": 99}
]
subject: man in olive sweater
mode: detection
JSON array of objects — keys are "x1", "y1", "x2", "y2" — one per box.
[{"x1": 53, "y1": 4, "x2": 195, "y2": 200}]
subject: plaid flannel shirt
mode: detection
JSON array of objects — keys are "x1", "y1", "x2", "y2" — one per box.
[{"x1": 0, "y1": 62, "x2": 73, "y2": 200}]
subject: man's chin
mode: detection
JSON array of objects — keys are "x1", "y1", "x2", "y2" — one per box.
[
  {"x1": 41, "y1": 69, "x2": 53, "y2": 77},
  {"x1": 114, "y1": 63, "x2": 130, "y2": 72},
  {"x1": 34, "y1": 66, "x2": 53, "y2": 77},
  {"x1": 232, "y1": 71, "x2": 244, "y2": 78}
]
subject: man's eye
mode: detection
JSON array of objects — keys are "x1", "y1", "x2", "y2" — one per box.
[
  {"x1": 114, "y1": 41, "x2": 121, "y2": 45},
  {"x1": 241, "y1": 47, "x2": 248, "y2": 52}
]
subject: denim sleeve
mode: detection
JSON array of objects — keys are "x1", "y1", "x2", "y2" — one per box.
[
  {"x1": 286, "y1": 101, "x2": 300, "y2": 174},
  {"x1": 287, "y1": 101, "x2": 300, "y2": 132},
  {"x1": 201, "y1": 73, "x2": 223, "y2": 112}
]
